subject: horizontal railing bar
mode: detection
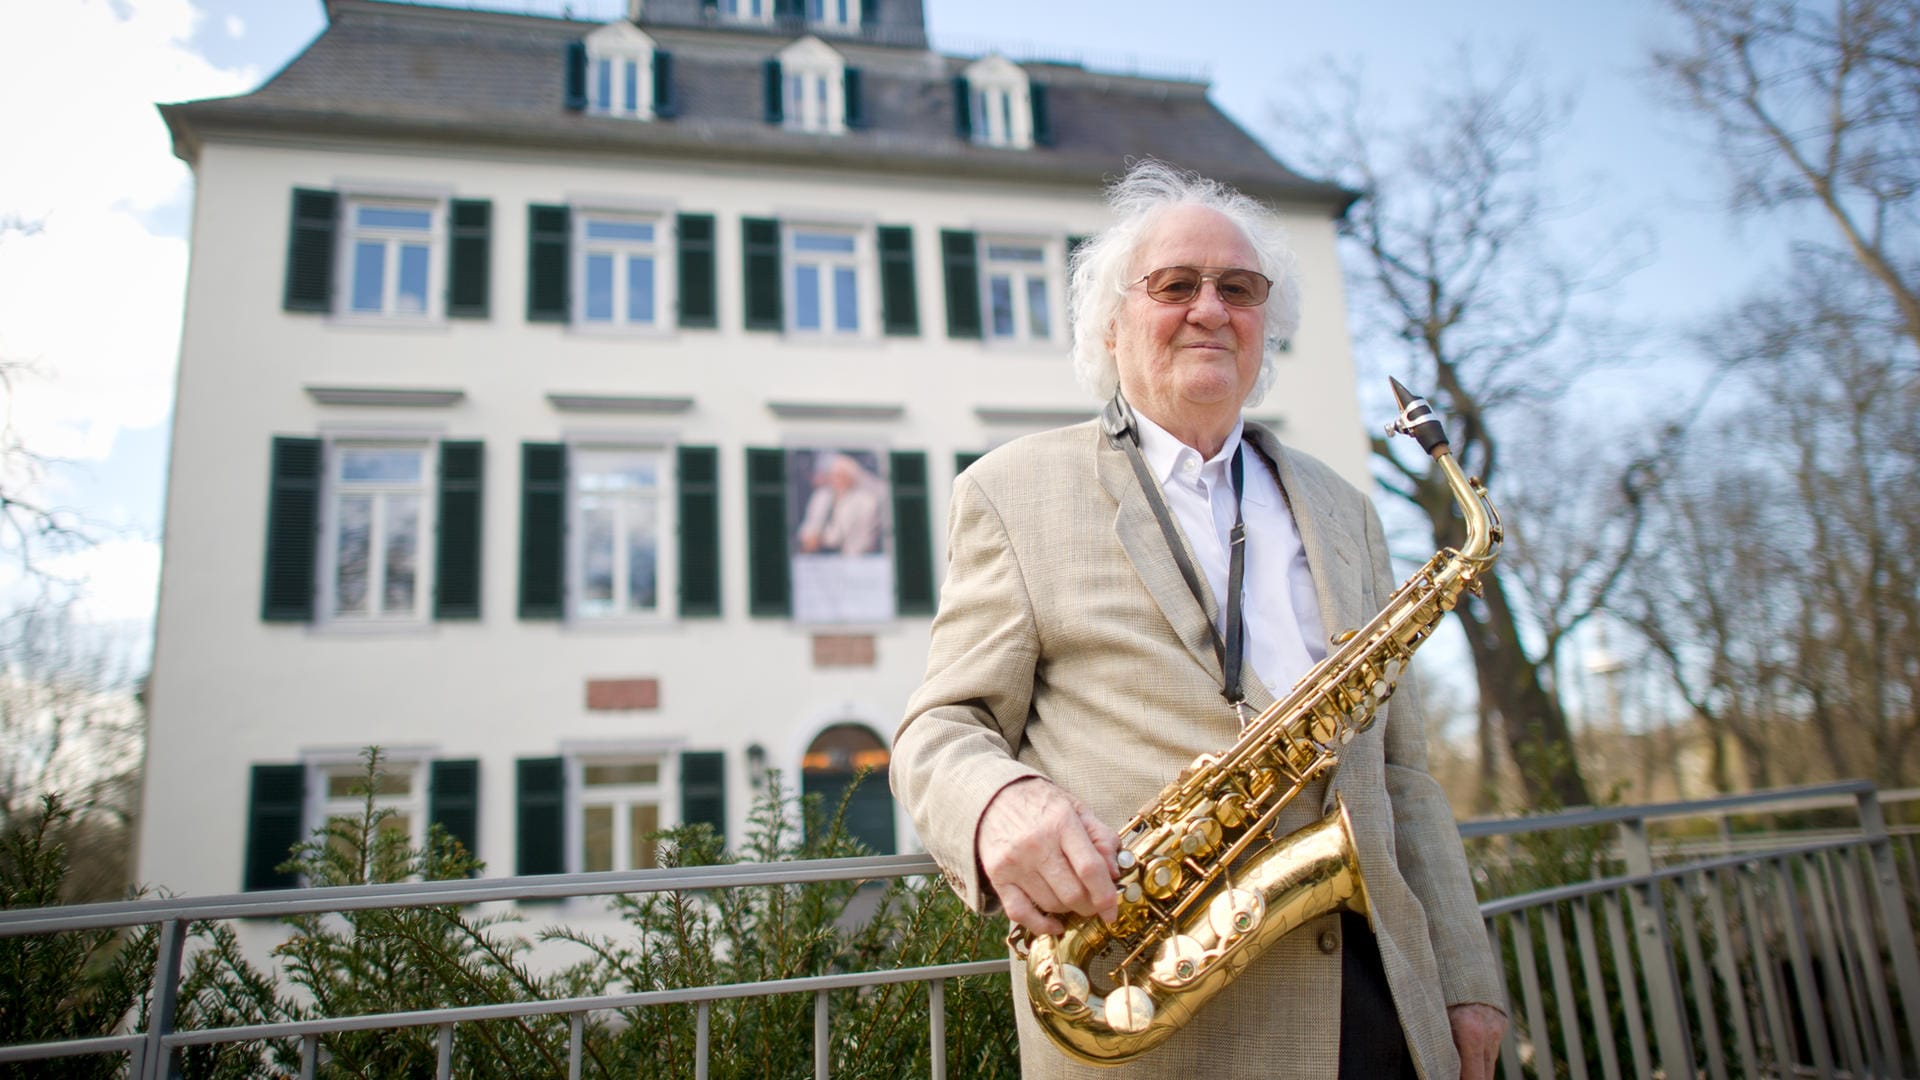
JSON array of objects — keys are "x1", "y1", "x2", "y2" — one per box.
[
  {"x1": 160, "y1": 959, "x2": 1009, "y2": 1049},
  {"x1": 1478, "y1": 834, "x2": 1871, "y2": 916},
  {"x1": 0, "y1": 853, "x2": 943, "y2": 938},
  {"x1": 1457, "y1": 780, "x2": 1874, "y2": 839},
  {"x1": 0, "y1": 1034, "x2": 146, "y2": 1064}
]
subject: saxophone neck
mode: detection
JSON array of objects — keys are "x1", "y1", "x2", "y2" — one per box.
[{"x1": 1386, "y1": 379, "x2": 1502, "y2": 565}]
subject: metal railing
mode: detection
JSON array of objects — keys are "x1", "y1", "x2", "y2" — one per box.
[{"x1": 2, "y1": 781, "x2": 1916, "y2": 1078}]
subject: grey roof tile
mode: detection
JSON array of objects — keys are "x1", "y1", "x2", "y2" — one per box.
[{"x1": 164, "y1": 0, "x2": 1349, "y2": 208}]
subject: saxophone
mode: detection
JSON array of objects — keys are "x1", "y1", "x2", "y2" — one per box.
[{"x1": 1014, "y1": 379, "x2": 1502, "y2": 1065}]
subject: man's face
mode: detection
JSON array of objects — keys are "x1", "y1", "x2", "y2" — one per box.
[{"x1": 1107, "y1": 205, "x2": 1266, "y2": 421}]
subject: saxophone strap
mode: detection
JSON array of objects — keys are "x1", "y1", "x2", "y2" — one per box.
[{"x1": 1104, "y1": 392, "x2": 1249, "y2": 709}]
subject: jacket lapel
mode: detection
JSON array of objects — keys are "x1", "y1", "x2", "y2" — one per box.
[
  {"x1": 1249, "y1": 425, "x2": 1365, "y2": 647},
  {"x1": 1095, "y1": 427, "x2": 1228, "y2": 688}
]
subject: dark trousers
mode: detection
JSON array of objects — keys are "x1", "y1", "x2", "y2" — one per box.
[{"x1": 1338, "y1": 912, "x2": 1418, "y2": 1079}]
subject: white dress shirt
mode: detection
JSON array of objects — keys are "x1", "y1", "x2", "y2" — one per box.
[{"x1": 1133, "y1": 411, "x2": 1327, "y2": 699}]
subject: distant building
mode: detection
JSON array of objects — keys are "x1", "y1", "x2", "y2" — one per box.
[{"x1": 141, "y1": 0, "x2": 1365, "y2": 902}]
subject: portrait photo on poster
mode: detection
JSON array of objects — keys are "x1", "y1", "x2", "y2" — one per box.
[{"x1": 786, "y1": 447, "x2": 893, "y2": 624}]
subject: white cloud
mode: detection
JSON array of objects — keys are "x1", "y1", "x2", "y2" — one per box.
[
  {"x1": 37, "y1": 538, "x2": 164, "y2": 626},
  {"x1": 225, "y1": 12, "x2": 244, "y2": 38},
  {"x1": 0, "y1": 0, "x2": 257, "y2": 465}
]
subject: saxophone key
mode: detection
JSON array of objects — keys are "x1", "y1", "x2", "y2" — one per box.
[
  {"x1": 1208, "y1": 887, "x2": 1265, "y2": 941},
  {"x1": 1150, "y1": 934, "x2": 1209, "y2": 988},
  {"x1": 1104, "y1": 985, "x2": 1157, "y2": 1034},
  {"x1": 1141, "y1": 857, "x2": 1182, "y2": 899}
]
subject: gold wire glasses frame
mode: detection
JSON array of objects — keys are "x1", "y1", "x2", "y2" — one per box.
[{"x1": 1126, "y1": 265, "x2": 1273, "y2": 307}]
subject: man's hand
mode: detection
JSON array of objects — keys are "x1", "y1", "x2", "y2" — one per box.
[
  {"x1": 977, "y1": 778, "x2": 1120, "y2": 936},
  {"x1": 1449, "y1": 1003, "x2": 1506, "y2": 1080}
]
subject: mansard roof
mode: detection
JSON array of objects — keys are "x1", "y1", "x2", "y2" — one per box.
[{"x1": 160, "y1": 0, "x2": 1351, "y2": 210}]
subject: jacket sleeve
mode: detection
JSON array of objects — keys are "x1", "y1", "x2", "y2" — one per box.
[
  {"x1": 1368, "y1": 498, "x2": 1509, "y2": 1014},
  {"x1": 891, "y1": 471, "x2": 1046, "y2": 912}
]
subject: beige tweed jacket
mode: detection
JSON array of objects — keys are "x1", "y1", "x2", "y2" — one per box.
[{"x1": 892, "y1": 416, "x2": 1505, "y2": 1080}]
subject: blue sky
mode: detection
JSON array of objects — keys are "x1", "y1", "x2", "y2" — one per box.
[{"x1": 0, "y1": 0, "x2": 1797, "y2": 662}]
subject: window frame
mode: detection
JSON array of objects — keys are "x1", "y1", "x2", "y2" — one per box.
[
  {"x1": 778, "y1": 38, "x2": 847, "y2": 135},
  {"x1": 566, "y1": 750, "x2": 682, "y2": 875},
  {"x1": 978, "y1": 236, "x2": 1058, "y2": 345},
  {"x1": 317, "y1": 438, "x2": 439, "y2": 627},
  {"x1": 784, "y1": 223, "x2": 870, "y2": 338},
  {"x1": 583, "y1": 22, "x2": 658, "y2": 120},
  {"x1": 962, "y1": 57, "x2": 1034, "y2": 150},
  {"x1": 806, "y1": 0, "x2": 860, "y2": 31},
  {"x1": 719, "y1": 0, "x2": 774, "y2": 24},
  {"x1": 303, "y1": 752, "x2": 429, "y2": 870},
  {"x1": 565, "y1": 441, "x2": 679, "y2": 625},
  {"x1": 571, "y1": 210, "x2": 672, "y2": 333},
  {"x1": 336, "y1": 196, "x2": 446, "y2": 322}
]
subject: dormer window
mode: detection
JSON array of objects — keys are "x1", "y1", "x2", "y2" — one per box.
[
  {"x1": 955, "y1": 55, "x2": 1050, "y2": 150},
  {"x1": 765, "y1": 37, "x2": 860, "y2": 135},
  {"x1": 567, "y1": 23, "x2": 675, "y2": 120},
  {"x1": 716, "y1": 0, "x2": 774, "y2": 23},
  {"x1": 806, "y1": 0, "x2": 859, "y2": 30}
]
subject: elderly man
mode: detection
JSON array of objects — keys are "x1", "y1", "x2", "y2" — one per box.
[{"x1": 892, "y1": 162, "x2": 1507, "y2": 1079}]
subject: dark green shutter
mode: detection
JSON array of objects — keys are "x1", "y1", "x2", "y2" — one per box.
[
  {"x1": 844, "y1": 67, "x2": 865, "y2": 128},
  {"x1": 516, "y1": 757, "x2": 565, "y2": 876},
  {"x1": 955, "y1": 450, "x2": 984, "y2": 474},
  {"x1": 678, "y1": 446, "x2": 721, "y2": 617},
  {"x1": 564, "y1": 42, "x2": 588, "y2": 111},
  {"x1": 1067, "y1": 234, "x2": 1090, "y2": 263},
  {"x1": 741, "y1": 217, "x2": 783, "y2": 331},
  {"x1": 1030, "y1": 82, "x2": 1052, "y2": 145},
  {"x1": 763, "y1": 59, "x2": 784, "y2": 124},
  {"x1": 435, "y1": 441, "x2": 484, "y2": 620},
  {"x1": 952, "y1": 75, "x2": 972, "y2": 139},
  {"x1": 262, "y1": 436, "x2": 322, "y2": 623},
  {"x1": 860, "y1": 0, "x2": 880, "y2": 24},
  {"x1": 877, "y1": 225, "x2": 918, "y2": 336},
  {"x1": 527, "y1": 204, "x2": 570, "y2": 323},
  {"x1": 746, "y1": 448, "x2": 791, "y2": 616},
  {"x1": 774, "y1": 0, "x2": 803, "y2": 19},
  {"x1": 283, "y1": 188, "x2": 337, "y2": 313},
  {"x1": 447, "y1": 199, "x2": 491, "y2": 319},
  {"x1": 890, "y1": 451, "x2": 935, "y2": 615},
  {"x1": 244, "y1": 764, "x2": 305, "y2": 891},
  {"x1": 680, "y1": 751, "x2": 727, "y2": 843},
  {"x1": 518, "y1": 443, "x2": 567, "y2": 619},
  {"x1": 941, "y1": 230, "x2": 982, "y2": 339},
  {"x1": 428, "y1": 759, "x2": 481, "y2": 863},
  {"x1": 676, "y1": 214, "x2": 717, "y2": 328},
  {"x1": 653, "y1": 50, "x2": 677, "y2": 118}
]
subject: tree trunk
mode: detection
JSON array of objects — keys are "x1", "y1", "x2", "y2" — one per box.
[{"x1": 1454, "y1": 571, "x2": 1592, "y2": 809}]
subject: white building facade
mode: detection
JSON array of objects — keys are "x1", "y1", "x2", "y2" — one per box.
[{"x1": 141, "y1": 0, "x2": 1365, "y2": 900}]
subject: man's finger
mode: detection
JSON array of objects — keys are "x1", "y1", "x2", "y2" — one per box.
[{"x1": 998, "y1": 881, "x2": 1064, "y2": 937}]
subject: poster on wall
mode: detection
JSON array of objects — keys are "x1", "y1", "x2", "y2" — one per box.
[{"x1": 788, "y1": 447, "x2": 893, "y2": 624}]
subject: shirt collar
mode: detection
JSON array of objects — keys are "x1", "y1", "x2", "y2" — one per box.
[{"x1": 1132, "y1": 408, "x2": 1245, "y2": 487}]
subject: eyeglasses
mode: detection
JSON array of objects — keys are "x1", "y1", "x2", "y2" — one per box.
[{"x1": 1129, "y1": 265, "x2": 1273, "y2": 308}]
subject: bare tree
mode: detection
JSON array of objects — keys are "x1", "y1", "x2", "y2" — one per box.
[
  {"x1": 1653, "y1": 0, "x2": 1920, "y2": 347},
  {"x1": 1273, "y1": 56, "x2": 1662, "y2": 809}
]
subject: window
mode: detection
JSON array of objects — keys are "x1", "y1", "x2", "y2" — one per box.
[
  {"x1": 342, "y1": 200, "x2": 442, "y2": 319},
  {"x1": 575, "y1": 214, "x2": 665, "y2": 329},
  {"x1": 519, "y1": 444, "x2": 720, "y2": 622},
  {"x1": 982, "y1": 240, "x2": 1053, "y2": 342},
  {"x1": 324, "y1": 443, "x2": 435, "y2": 623},
  {"x1": 282, "y1": 190, "x2": 490, "y2": 320},
  {"x1": 807, "y1": 0, "x2": 858, "y2": 30},
  {"x1": 569, "y1": 447, "x2": 673, "y2": 620},
  {"x1": 575, "y1": 22, "x2": 667, "y2": 120},
  {"x1": 314, "y1": 758, "x2": 426, "y2": 858},
  {"x1": 774, "y1": 37, "x2": 846, "y2": 134},
  {"x1": 956, "y1": 55, "x2": 1045, "y2": 149},
  {"x1": 719, "y1": 0, "x2": 772, "y2": 23},
  {"x1": 788, "y1": 227, "x2": 863, "y2": 334},
  {"x1": 574, "y1": 757, "x2": 670, "y2": 872}
]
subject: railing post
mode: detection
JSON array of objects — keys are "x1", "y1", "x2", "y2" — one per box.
[
  {"x1": 815, "y1": 989, "x2": 831, "y2": 1079},
  {"x1": 1857, "y1": 788, "x2": 1920, "y2": 1071},
  {"x1": 928, "y1": 978, "x2": 947, "y2": 1080},
  {"x1": 142, "y1": 917, "x2": 186, "y2": 1080},
  {"x1": 1618, "y1": 817, "x2": 1695, "y2": 1078}
]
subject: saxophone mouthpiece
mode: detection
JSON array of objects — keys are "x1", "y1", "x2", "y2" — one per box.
[{"x1": 1386, "y1": 378, "x2": 1450, "y2": 458}]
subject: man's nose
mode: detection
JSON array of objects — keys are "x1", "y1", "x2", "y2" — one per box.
[{"x1": 1185, "y1": 281, "x2": 1231, "y2": 327}]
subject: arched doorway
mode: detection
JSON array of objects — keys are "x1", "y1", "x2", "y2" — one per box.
[{"x1": 801, "y1": 723, "x2": 897, "y2": 855}]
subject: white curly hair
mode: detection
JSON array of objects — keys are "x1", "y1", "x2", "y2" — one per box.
[{"x1": 1068, "y1": 160, "x2": 1303, "y2": 407}]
